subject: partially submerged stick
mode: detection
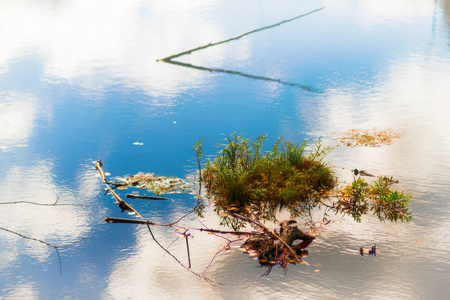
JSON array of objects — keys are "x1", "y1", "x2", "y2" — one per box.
[
  {"x1": 95, "y1": 160, "x2": 142, "y2": 218},
  {"x1": 126, "y1": 194, "x2": 174, "y2": 201},
  {"x1": 95, "y1": 160, "x2": 109, "y2": 184},
  {"x1": 105, "y1": 217, "x2": 156, "y2": 225},
  {"x1": 104, "y1": 217, "x2": 256, "y2": 236},
  {"x1": 158, "y1": 7, "x2": 324, "y2": 61},
  {"x1": 229, "y1": 212, "x2": 301, "y2": 264}
]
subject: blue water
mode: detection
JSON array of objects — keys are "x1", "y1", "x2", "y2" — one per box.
[{"x1": 1, "y1": 1, "x2": 450, "y2": 299}]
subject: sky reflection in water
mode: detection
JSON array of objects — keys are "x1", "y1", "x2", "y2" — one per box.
[{"x1": 1, "y1": 0, "x2": 450, "y2": 299}]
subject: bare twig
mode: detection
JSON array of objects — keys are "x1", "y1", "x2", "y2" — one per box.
[
  {"x1": 319, "y1": 200, "x2": 335, "y2": 209},
  {"x1": 184, "y1": 231, "x2": 192, "y2": 269},
  {"x1": 104, "y1": 217, "x2": 255, "y2": 236},
  {"x1": 0, "y1": 195, "x2": 86, "y2": 207},
  {"x1": 97, "y1": 161, "x2": 224, "y2": 283},
  {"x1": 198, "y1": 219, "x2": 231, "y2": 242},
  {"x1": 308, "y1": 205, "x2": 314, "y2": 224},
  {"x1": 126, "y1": 194, "x2": 174, "y2": 201},
  {"x1": 200, "y1": 248, "x2": 225, "y2": 280},
  {"x1": 165, "y1": 207, "x2": 200, "y2": 226},
  {"x1": 261, "y1": 265, "x2": 273, "y2": 277},
  {"x1": 146, "y1": 223, "x2": 219, "y2": 285},
  {"x1": 197, "y1": 219, "x2": 242, "y2": 279},
  {"x1": 0, "y1": 226, "x2": 85, "y2": 275},
  {"x1": 0, "y1": 201, "x2": 86, "y2": 206},
  {"x1": 104, "y1": 217, "x2": 156, "y2": 225},
  {"x1": 164, "y1": 236, "x2": 180, "y2": 256},
  {"x1": 322, "y1": 207, "x2": 329, "y2": 222}
]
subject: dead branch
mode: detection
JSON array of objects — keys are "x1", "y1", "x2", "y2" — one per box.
[
  {"x1": 198, "y1": 220, "x2": 243, "y2": 280},
  {"x1": 0, "y1": 195, "x2": 86, "y2": 206},
  {"x1": 95, "y1": 160, "x2": 143, "y2": 218},
  {"x1": 94, "y1": 160, "x2": 108, "y2": 184},
  {"x1": 105, "y1": 217, "x2": 156, "y2": 225},
  {"x1": 158, "y1": 7, "x2": 324, "y2": 61},
  {"x1": 108, "y1": 186, "x2": 142, "y2": 217},
  {"x1": 145, "y1": 223, "x2": 219, "y2": 285},
  {"x1": 200, "y1": 239, "x2": 241, "y2": 281},
  {"x1": 126, "y1": 194, "x2": 174, "y2": 201},
  {"x1": 161, "y1": 60, "x2": 321, "y2": 93},
  {"x1": 104, "y1": 217, "x2": 256, "y2": 236},
  {"x1": 0, "y1": 201, "x2": 86, "y2": 206},
  {"x1": 0, "y1": 226, "x2": 85, "y2": 275},
  {"x1": 228, "y1": 212, "x2": 301, "y2": 264},
  {"x1": 165, "y1": 207, "x2": 200, "y2": 226},
  {"x1": 184, "y1": 232, "x2": 192, "y2": 269}
]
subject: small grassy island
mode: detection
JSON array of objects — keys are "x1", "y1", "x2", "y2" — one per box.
[
  {"x1": 197, "y1": 133, "x2": 412, "y2": 227},
  {"x1": 97, "y1": 132, "x2": 412, "y2": 281}
]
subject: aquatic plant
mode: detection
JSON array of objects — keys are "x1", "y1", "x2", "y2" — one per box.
[
  {"x1": 334, "y1": 176, "x2": 412, "y2": 223},
  {"x1": 197, "y1": 133, "x2": 412, "y2": 229},
  {"x1": 199, "y1": 133, "x2": 335, "y2": 229}
]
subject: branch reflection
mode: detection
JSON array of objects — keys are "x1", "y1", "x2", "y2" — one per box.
[
  {"x1": 162, "y1": 59, "x2": 323, "y2": 93},
  {"x1": 158, "y1": 7, "x2": 325, "y2": 93}
]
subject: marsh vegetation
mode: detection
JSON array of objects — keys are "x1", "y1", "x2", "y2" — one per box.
[
  {"x1": 95, "y1": 132, "x2": 412, "y2": 281},
  {"x1": 94, "y1": 130, "x2": 413, "y2": 281},
  {"x1": 197, "y1": 133, "x2": 412, "y2": 229}
]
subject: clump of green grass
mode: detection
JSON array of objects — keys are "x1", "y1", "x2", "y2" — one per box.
[
  {"x1": 194, "y1": 133, "x2": 412, "y2": 230},
  {"x1": 200, "y1": 133, "x2": 336, "y2": 228}
]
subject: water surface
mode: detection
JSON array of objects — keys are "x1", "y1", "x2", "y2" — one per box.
[{"x1": 1, "y1": 0, "x2": 450, "y2": 299}]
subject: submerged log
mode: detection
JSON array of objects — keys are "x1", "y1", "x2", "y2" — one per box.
[
  {"x1": 240, "y1": 220, "x2": 314, "y2": 266},
  {"x1": 279, "y1": 220, "x2": 315, "y2": 247}
]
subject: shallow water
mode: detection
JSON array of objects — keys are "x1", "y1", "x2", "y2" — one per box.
[{"x1": 1, "y1": 0, "x2": 450, "y2": 299}]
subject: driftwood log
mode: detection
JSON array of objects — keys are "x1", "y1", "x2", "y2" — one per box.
[
  {"x1": 279, "y1": 220, "x2": 315, "y2": 247},
  {"x1": 240, "y1": 220, "x2": 315, "y2": 266}
]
